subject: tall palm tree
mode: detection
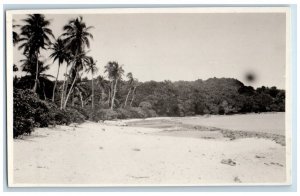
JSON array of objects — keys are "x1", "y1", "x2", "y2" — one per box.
[
  {"x1": 61, "y1": 16, "x2": 93, "y2": 109},
  {"x1": 18, "y1": 14, "x2": 54, "y2": 92},
  {"x1": 63, "y1": 52, "x2": 91, "y2": 109},
  {"x1": 104, "y1": 61, "x2": 124, "y2": 110},
  {"x1": 86, "y1": 57, "x2": 98, "y2": 110},
  {"x1": 49, "y1": 38, "x2": 70, "y2": 103},
  {"x1": 124, "y1": 72, "x2": 134, "y2": 107}
]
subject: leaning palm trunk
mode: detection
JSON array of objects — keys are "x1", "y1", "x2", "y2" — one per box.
[
  {"x1": 110, "y1": 78, "x2": 118, "y2": 110},
  {"x1": 63, "y1": 71, "x2": 78, "y2": 109},
  {"x1": 52, "y1": 63, "x2": 60, "y2": 102},
  {"x1": 32, "y1": 52, "x2": 39, "y2": 92},
  {"x1": 124, "y1": 89, "x2": 131, "y2": 107},
  {"x1": 130, "y1": 86, "x2": 137, "y2": 107},
  {"x1": 60, "y1": 64, "x2": 68, "y2": 109}
]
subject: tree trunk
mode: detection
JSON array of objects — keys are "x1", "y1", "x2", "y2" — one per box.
[
  {"x1": 60, "y1": 64, "x2": 68, "y2": 109},
  {"x1": 130, "y1": 86, "x2": 136, "y2": 107},
  {"x1": 107, "y1": 88, "x2": 111, "y2": 105},
  {"x1": 79, "y1": 90, "x2": 84, "y2": 108},
  {"x1": 110, "y1": 81, "x2": 114, "y2": 106},
  {"x1": 110, "y1": 78, "x2": 118, "y2": 110},
  {"x1": 43, "y1": 81, "x2": 47, "y2": 100},
  {"x1": 63, "y1": 71, "x2": 78, "y2": 109},
  {"x1": 124, "y1": 88, "x2": 131, "y2": 107},
  {"x1": 91, "y1": 74, "x2": 94, "y2": 110},
  {"x1": 32, "y1": 51, "x2": 39, "y2": 92},
  {"x1": 52, "y1": 63, "x2": 60, "y2": 102}
]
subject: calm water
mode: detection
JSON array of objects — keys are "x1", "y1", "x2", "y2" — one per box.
[{"x1": 176, "y1": 112, "x2": 285, "y2": 135}]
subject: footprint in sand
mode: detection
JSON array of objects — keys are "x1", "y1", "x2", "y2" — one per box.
[
  {"x1": 37, "y1": 165, "x2": 48, "y2": 169},
  {"x1": 221, "y1": 159, "x2": 236, "y2": 166},
  {"x1": 270, "y1": 162, "x2": 284, "y2": 167},
  {"x1": 234, "y1": 176, "x2": 242, "y2": 183}
]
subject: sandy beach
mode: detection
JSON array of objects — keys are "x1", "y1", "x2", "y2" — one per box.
[{"x1": 12, "y1": 116, "x2": 288, "y2": 186}]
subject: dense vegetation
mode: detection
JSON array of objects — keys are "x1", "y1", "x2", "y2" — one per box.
[{"x1": 12, "y1": 14, "x2": 285, "y2": 138}]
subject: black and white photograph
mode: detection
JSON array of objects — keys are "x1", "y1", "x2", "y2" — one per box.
[{"x1": 6, "y1": 7, "x2": 291, "y2": 187}]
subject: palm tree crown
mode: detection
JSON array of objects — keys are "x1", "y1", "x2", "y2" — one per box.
[
  {"x1": 104, "y1": 61, "x2": 124, "y2": 81},
  {"x1": 50, "y1": 38, "x2": 70, "y2": 65},
  {"x1": 62, "y1": 16, "x2": 93, "y2": 56},
  {"x1": 18, "y1": 14, "x2": 54, "y2": 57}
]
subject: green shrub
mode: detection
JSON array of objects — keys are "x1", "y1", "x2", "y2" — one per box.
[
  {"x1": 65, "y1": 108, "x2": 86, "y2": 123},
  {"x1": 13, "y1": 89, "x2": 47, "y2": 137},
  {"x1": 115, "y1": 108, "x2": 132, "y2": 119},
  {"x1": 127, "y1": 107, "x2": 147, "y2": 118},
  {"x1": 13, "y1": 89, "x2": 87, "y2": 137},
  {"x1": 142, "y1": 108, "x2": 157, "y2": 117},
  {"x1": 139, "y1": 101, "x2": 152, "y2": 110},
  {"x1": 93, "y1": 109, "x2": 119, "y2": 121},
  {"x1": 70, "y1": 106, "x2": 90, "y2": 120}
]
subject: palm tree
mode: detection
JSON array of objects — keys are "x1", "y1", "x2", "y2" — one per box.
[
  {"x1": 61, "y1": 16, "x2": 93, "y2": 109},
  {"x1": 124, "y1": 72, "x2": 134, "y2": 107},
  {"x1": 63, "y1": 52, "x2": 91, "y2": 109},
  {"x1": 18, "y1": 14, "x2": 54, "y2": 93},
  {"x1": 104, "y1": 61, "x2": 124, "y2": 110},
  {"x1": 86, "y1": 57, "x2": 98, "y2": 110},
  {"x1": 49, "y1": 38, "x2": 70, "y2": 103}
]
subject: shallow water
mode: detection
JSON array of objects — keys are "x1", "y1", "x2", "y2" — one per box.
[
  {"x1": 176, "y1": 112, "x2": 285, "y2": 135},
  {"x1": 128, "y1": 112, "x2": 286, "y2": 136}
]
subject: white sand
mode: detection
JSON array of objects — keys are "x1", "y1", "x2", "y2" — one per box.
[{"x1": 12, "y1": 121, "x2": 287, "y2": 186}]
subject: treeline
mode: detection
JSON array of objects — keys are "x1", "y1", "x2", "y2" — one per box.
[
  {"x1": 133, "y1": 78, "x2": 285, "y2": 116},
  {"x1": 12, "y1": 14, "x2": 285, "y2": 138}
]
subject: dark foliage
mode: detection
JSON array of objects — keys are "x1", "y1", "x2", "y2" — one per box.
[{"x1": 13, "y1": 89, "x2": 86, "y2": 138}]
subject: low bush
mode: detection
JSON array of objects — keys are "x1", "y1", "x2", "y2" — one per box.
[
  {"x1": 65, "y1": 108, "x2": 86, "y2": 123},
  {"x1": 13, "y1": 89, "x2": 87, "y2": 137},
  {"x1": 70, "y1": 106, "x2": 90, "y2": 120},
  {"x1": 139, "y1": 101, "x2": 152, "y2": 110},
  {"x1": 93, "y1": 109, "x2": 119, "y2": 121},
  {"x1": 13, "y1": 89, "x2": 49, "y2": 137}
]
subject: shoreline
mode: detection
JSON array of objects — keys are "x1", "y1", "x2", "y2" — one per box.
[{"x1": 12, "y1": 117, "x2": 287, "y2": 186}]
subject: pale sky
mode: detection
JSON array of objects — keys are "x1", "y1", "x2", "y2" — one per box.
[{"x1": 13, "y1": 12, "x2": 286, "y2": 89}]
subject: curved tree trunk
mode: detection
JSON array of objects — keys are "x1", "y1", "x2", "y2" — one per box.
[
  {"x1": 130, "y1": 86, "x2": 137, "y2": 107},
  {"x1": 60, "y1": 64, "x2": 68, "y2": 109},
  {"x1": 110, "y1": 78, "x2": 118, "y2": 110},
  {"x1": 63, "y1": 71, "x2": 78, "y2": 109},
  {"x1": 52, "y1": 63, "x2": 60, "y2": 102},
  {"x1": 124, "y1": 89, "x2": 131, "y2": 108}
]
